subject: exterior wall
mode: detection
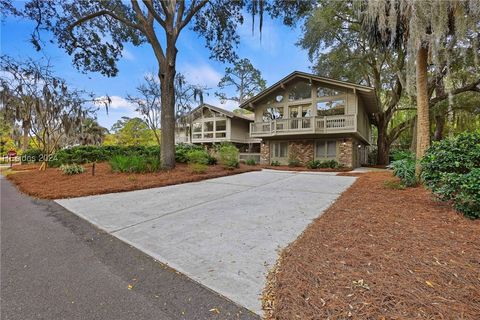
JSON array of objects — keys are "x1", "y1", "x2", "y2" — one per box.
[
  {"x1": 356, "y1": 98, "x2": 371, "y2": 143},
  {"x1": 261, "y1": 138, "x2": 361, "y2": 168},
  {"x1": 230, "y1": 117, "x2": 251, "y2": 142},
  {"x1": 288, "y1": 140, "x2": 314, "y2": 165}
]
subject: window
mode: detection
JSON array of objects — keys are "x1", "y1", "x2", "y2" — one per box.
[
  {"x1": 316, "y1": 140, "x2": 337, "y2": 159},
  {"x1": 204, "y1": 133, "x2": 213, "y2": 138},
  {"x1": 203, "y1": 108, "x2": 214, "y2": 118},
  {"x1": 316, "y1": 99, "x2": 345, "y2": 116},
  {"x1": 193, "y1": 122, "x2": 202, "y2": 132},
  {"x1": 203, "y1": 121, "x2": 214, "y2": 132},
  {"x1": 263, "y1": 107, "x2": 284, "y2": 121},
  {"x1": 193, "y1": 133, "x2": 202, "y2": 139},
  {"x1": 275, "y1": 95, "x2": 284, "y2": 102},
  {"x1": 288, "y1": 81, "x2": 312, "y2": 101},
  {"x1": 272, "y1": 142, "x2": 288, "y2": 158},
  {"x1": 215, "y1": 132, "x2": 226, "y2": 138},
  {"x1": 317, "y1": 87, "x2": 343, "y2": 97},
  {"x1": 215, "y1": 120, "x2": 226, "y2": 131}
]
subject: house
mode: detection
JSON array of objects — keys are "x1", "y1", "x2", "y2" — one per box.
[
  {"x1": 239, "y1": 71, "x2": 379, "y2": 168},
  {"x1": 175, "y1": 103, "x2": 261, "y2": 162}
]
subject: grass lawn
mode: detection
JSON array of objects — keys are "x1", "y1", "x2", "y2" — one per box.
[
  {"x1": 263, "y1": 171, "x2": 480, "y2": 319},
  {"x1": 6, "y1": 162, "x2": 260, "y2": 199}
]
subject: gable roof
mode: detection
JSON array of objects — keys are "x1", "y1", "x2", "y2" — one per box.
[
  {"x1": 239, "y1": 71, "x2": 380, "y2": 114},
  {"x1": 188, "y1": 103, "x2": 254, "y2": 121}
]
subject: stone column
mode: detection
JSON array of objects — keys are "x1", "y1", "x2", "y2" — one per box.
[
  {"x1": 260, "y1": 140, "x2": 270, "y2": 165},
  {"x1": 338, "y1": 138, "x2": 354, "y2": 168}
]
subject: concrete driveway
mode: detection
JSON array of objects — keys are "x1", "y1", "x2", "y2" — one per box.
[{"x1": 56, "y1": 170, "x2": 356, "y2": 314}]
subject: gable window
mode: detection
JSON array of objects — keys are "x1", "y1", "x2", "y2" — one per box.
[
  {"x1": 288, "y1": 81, "x2": 312, "y2": 101},
  {"x1": 316, "y1": 99, "x2": 345, "y2": 116},
  {"x1": 316, "y1": 140, "x2": 337, "y2": 159},
  {"x1": 317, "y1": 87, "x2": 343, "y2": 97}
]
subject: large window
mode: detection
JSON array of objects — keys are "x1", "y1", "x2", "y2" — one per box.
[
  {"x1": 216, "y1": 119, "x2": 226, "y2": 131},
  {"x1": 288, "y1": 81, "x2": 312, "y2": 101},
  {"x1": 317, "y1": 87, "x2": 343, "y2": 97},
  {"x1": 316, "y1": 99, "x2": 345, "y2": 116},
  {"x1": 263, "y1": 106, "x2": 284, "y2": 121},
  {"x1": 272, "y1": 142, "x2": 288, "y2": 158},
  {"x1": 316, "y1": 140, "x2": 337, "y2": 159},
  {"x1": 193, "y1": 122, "x2": 202, "y2": 132},
  {"x1": 203, "y1": 121, "x2": 214, "y2": 132}
]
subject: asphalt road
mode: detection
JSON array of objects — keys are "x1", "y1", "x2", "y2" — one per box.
[{"x1": 0, "y1": 177, "x2": 259, "y2": 320}]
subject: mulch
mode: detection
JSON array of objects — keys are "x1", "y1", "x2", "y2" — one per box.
[
  {"x1": 262, "y1": 165, "x2": 352, "y2": 172},
  {"x1": 263, "y1": 172, "x2": 480, "y2": 319},
  {"x1": 6, "y1": 162, "x2": 260, "y2": 199}
]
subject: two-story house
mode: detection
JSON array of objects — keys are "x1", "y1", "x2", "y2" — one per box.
[
  {"x1": 239, "y1": 71, "x2": 379, "y2": 168},
  {"x1": 175, "y1": 103, "x2": 261, "y2": 161}
]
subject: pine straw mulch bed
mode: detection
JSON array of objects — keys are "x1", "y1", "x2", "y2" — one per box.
[
  {"x1": 263, "y1": 171, "x2": 480, "y2": 319},
  {"x1": 7, "y1": 162, "x2": 260, "y2": 199},
  {"x1": 261, "y1": 165, "x2": 352, "y2": 173}
]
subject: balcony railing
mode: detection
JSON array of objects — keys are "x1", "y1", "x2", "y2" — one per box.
[{"x1": 250, "y1": 115, "x2": 356, "y2": 137}]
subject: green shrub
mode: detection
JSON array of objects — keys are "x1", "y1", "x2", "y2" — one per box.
[
  {"x1": 218, "y1": 143, "x2": 239, "y2": 169},
  {"x1": 288, "y1": 159, "x2": 301, "y2": 167},
  {"x1": 187, "y1": 149, "x2": 209, "y2": 165},
  {"x1": 391, "y1": 150, "x2": 415, "y2": 162},
  {"x1": 246, "y1": 158, "x2": 257, "y2": 166},
  {"x1": 421, "y1": 131, "x2": 480, "y2": 218},
  {"x1": 21, "y1": 148, "x2": 43, "y2": 163},
  {"x1": 270, "y1": 160, "x2": 280, "y2": 166},
  {"x1": 51, "y1": 145, "x2": 161, "y2": 167},
  {"x1": 321, "y1": 159, "x2": 341, "y2": 169},
  {"x1": 109, "y1": 155, "x2": 160, "y2": 173},
  {"x1": 190, "y1": 163, "x2": 208, "y2": 174},
  {"x1": 207, "y1": 154, "x2": 218, "y2": 165},
  {"x1": 306, "y1": 160, "x2": 321, "y2": 169},
  {"x1": 60, "y1": 164, "x2": 85, "y2": 175},
  {"x1": 175, "y1": 143, "x2": 203, "y2": 163},
  {"x1": 389, "y1": 157, "x2": 417, "y2": 187}
]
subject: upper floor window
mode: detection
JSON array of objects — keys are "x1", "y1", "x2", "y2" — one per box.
[
  {"x1": 216, "y1": 120, "x2": 226, "y2": 131},
  {"x1": 288, "y1": 81, "x2": 312, "y2": 101},
  {"x1": 263, "y1": 106, "x2": 284, "y2": 121},
  {"x1": 316, "y1": 99, "x2": 346, "y2": 116},
  {"x1": 317, "y1": 87, "x2": 344, "y2": 97}
]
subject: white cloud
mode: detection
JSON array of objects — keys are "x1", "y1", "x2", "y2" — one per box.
[
  {"x1": 179, "y1": 63, "x2": 222, "y2": 87},
  {"x1": 206, "y1": 96, "x2": 239, "y2": 111},
  {"x1": 100, "y1": 95, "x2": 136, "y2": 111}
]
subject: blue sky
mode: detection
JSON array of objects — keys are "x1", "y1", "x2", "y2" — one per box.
[{"x1": 1, "y1": 7, "x2": 311, "y2": 129}]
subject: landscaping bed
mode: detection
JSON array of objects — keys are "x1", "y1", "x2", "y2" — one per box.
[
  {"x1": 263, "y1": 171, "x2": 480, "y2": 319},
  {"x1": 7, "y1": 162, "x2": 260, "y2": 199}
]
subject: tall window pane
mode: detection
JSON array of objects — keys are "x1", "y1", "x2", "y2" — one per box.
[{"x1": 327, "y1": 141, "x2": 336, "y2": 158}]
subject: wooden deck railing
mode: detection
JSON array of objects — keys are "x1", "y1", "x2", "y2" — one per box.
[{"x1": 250, "y1": 115, "x2": 356, "y2": 137}]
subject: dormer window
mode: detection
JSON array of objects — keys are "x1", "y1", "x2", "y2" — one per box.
[{"x1": 288, "y1": 81, "x2": 312, "y2": 101}]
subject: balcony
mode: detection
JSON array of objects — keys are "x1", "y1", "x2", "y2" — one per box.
[{"x1": 250, "y1": 115, "x2": 356, "y2": 137}]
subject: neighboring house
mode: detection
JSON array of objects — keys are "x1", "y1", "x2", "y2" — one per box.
[
  {"x1": 239, "y1": 71, "x2": 379, "y2": 168},
  {"x1": 175, "y1": 104, "x2": 261, "y2": 161}
]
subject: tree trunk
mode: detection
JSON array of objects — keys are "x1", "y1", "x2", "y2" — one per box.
[
  {"x1": 22, "y1": 120, "x2": 29, "y2": 152},
  {"x1": 415, "y1": 45, "x2": 430, "y2": 175},
  {"x1": 410, "y1": 116, "x2": 417, "y2": 152},
  {"x1": 376, "y1": 122, "x2": 390, "y2": 165},
  {"x1": 159, "y1": 42, "x2": 177, "y2": 169},
  {"x1": 433, "y1": 114, "x2": 445, "y2": 141}
]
